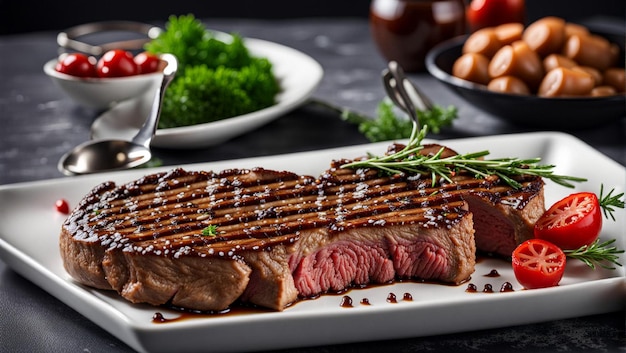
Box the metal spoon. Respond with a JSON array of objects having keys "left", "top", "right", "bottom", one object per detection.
[
  {"left": 58, "top": 53, "right": 177, "bottom": 175},
  {"left": 382, "top": 60, "right": 434, "bottom": 130}
]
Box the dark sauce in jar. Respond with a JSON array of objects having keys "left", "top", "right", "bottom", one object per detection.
[{"left": 370, "top": 0, "right": 466, "bottom": 72}]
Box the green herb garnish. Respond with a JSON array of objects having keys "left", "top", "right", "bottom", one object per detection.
[
  {"left": 599, "top": 184, "right": 625, "bottom": 221},
  {"left": 341, "top": 122, "right": 587, "bottom": 189},
  {"left": 564, "top": 239, "right": 624, "bottom": 270},
  {"left": 339, "top": 98, "right": 457, "bottom": 142},
  {"left": 145, "top": 14, "right": 280, "bottom": 129},
  {"left": 201, "top": 224, "right": 219, "bottom": 237}
]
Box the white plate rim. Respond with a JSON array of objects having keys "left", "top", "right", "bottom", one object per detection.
[
  {"left": 90, "top": 36, "right": 324, "bottom": 149},
  {"left": 0, "top": 131, "right": 624, "bottom": 352}
]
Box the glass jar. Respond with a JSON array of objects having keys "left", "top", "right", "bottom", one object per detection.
[{"left": 370, "top": 0, "right": 466, "bottom": 72}]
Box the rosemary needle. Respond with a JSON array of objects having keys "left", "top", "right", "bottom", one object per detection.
[
  {"left": 599, "top": 184, "right": 626, "bottom": 221},
  {"left": 564, "top": 239, "right": 624, "bottom": 270},
  {"left": 341, "top": 123, "right": 587, "bottom": 189}
]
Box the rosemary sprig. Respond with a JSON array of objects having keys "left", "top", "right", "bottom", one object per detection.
[
  {"left": 341, "top": 123, "right": 587, "bottom": 189},
  {"left": 564, "top": 239, "right": 624, "bottom": 270},
  {"left": 599, "top": 184, "right": 625, "bottom": 221}
]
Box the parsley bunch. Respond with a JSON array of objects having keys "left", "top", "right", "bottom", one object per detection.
[
  {"left": 340, "top": 98, "right": 457, "bottom": 142},
  {"left": 145, "top": 15, "right": 280, "bottom": 128}
]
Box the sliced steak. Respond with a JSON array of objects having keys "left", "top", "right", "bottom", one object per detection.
[
  {"left": 290, "top": 162, "right": 476, "bottom": 298},
  {"left": 463, "top": 179, "right": 545, "bottom": 256},
  {"left": 382, "top": 142, "right": 545, "bottom": 256},
  {"left": 60, "top": 147, "right": 544, "bottom": 312}
]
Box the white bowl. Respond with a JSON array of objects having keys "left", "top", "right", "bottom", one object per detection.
[{"left": 43, "top": 58, "right": 161, "bottom": 109}]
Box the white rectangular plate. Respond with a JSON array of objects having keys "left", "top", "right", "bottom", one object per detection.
[{"left": 0, "top": 132, "right": 624, "bottom": 353}]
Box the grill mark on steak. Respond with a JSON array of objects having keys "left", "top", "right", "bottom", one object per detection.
[
  {"left": 73, "top": 169, "right": 474, "bottom": 257},
  {"left": 60, "top": 148, "right": 544, "bottom": 312},
  {"left": 70, "top": 168, "right": 318, "bottom": 251}
]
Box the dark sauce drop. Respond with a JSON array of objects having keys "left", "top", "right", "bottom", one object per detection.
[
  {"left": 360, "top": 298, "right": 371, "bottom": 305},
  {"left": 340, "top": 295, "right": 353, "bottom": 308},
  {"left": 402, "top": 293, "right": 413, "bottom": 301},
  {"left": 387, "top": 293, "right": 398, "bottom": 303},
  {"left": 500, "top": 282, "right": 515, "bottom": 292},
  {"left": 466, "top": 282, "right": 514, "bottom": 295},
  {"left": 152, "top": 312, "right": 168, "bottom": 323},
  {"left": 151, "top": 301, "right": 276, "bottom": 324},
  {"left": 152, "top": 312, "right": 191, "bottom": 323},
  {"left": 485, "top": 269, "right": 500, "bottom": 277}
]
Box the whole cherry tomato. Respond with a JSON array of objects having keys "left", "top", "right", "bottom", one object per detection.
[
  {"left": 534, "top": 192, "right": 603, "bottom": 250},
  {"left": 466, "top": 0, "right": 526, "bottom": 32},
  {"left": 134, "top": 52, "right": 160, "bottom": 74},
  {"left": 55, "top": 53, "right": 96, "bottom": 78},
  {"left": 96, "top": 49, "right": 139, "bottom": 78},
  {"left": 55, "top": 198, "right": 70, "bottom": 214},
  {"left": 512, "top": 239, "right": 566, "bottom": 289}
]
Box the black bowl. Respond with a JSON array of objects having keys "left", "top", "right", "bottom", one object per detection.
[{"left": 425, "top": 34, "right": 625, "bottom": 130}]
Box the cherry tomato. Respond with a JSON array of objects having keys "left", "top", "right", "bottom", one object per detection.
[
  {"left": 512, "top": 239, "right": 566, "bottom": 289},
  {"left": 134, "top": 52, "right": 160, "bottom": 74},
  {"left": 55, "top": 199, "right": 70, "bottom": 214},
  {"left": 466, "top": 0, "right": 526, "bottom": 32},
  {"left": 55, "top": 53, "right": 96, "bottom": 78},
  {"left": 534, "top": 192, "right": 602, "bottom": 250},
  {"left": 96, "top": 49, "right": 139, "bottom": 78}
]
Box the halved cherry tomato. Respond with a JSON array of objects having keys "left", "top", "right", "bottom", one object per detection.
[
  {"left": 96, "top": 49, "right": 139, "bottom": 78},
  {"left": 466, "top": 0, "right": 526, "bottom": 32},
  {"left": 512, "top": 239, "right": 566, "bottom": 289},
  {"left": 55, "top": 198, "right": 70, "bottom": 214},
  {"left": 534, "top": 192, "right": 602, "bottom": 250},
  {"left": 55, "top": 53, "right": 97, "bottom": 78},
  {"left": 134, "top": 52, "right": 160, "bottom": 74}
]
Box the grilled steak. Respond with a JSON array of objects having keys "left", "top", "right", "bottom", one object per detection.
[{"left": 60, "top": 147, "right": 544, "bottom": 312}]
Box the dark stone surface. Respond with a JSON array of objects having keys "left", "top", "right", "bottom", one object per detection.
[{"left": 0, "top": 17, "right": 624, "bottom": 353}]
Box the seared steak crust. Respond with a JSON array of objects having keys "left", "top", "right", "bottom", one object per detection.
[{"left": 60, "top": 153, "right": 544, "bottom": 312}]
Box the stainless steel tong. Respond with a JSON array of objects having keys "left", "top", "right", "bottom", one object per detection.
[{"left": 382, "top": 61, "right": 434, "bottom": 131}]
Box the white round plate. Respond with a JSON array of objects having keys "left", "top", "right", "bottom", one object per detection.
[{"left": 91, "top": 37, "right": 324, "bottom": 149}]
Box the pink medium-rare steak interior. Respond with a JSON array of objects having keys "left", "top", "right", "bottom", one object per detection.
[
  {"left": 288, "top": 163, "right": 477, "bottom": 299},
  {"left": 291, "top": 220, "right": 475, "bottom": 298}
]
